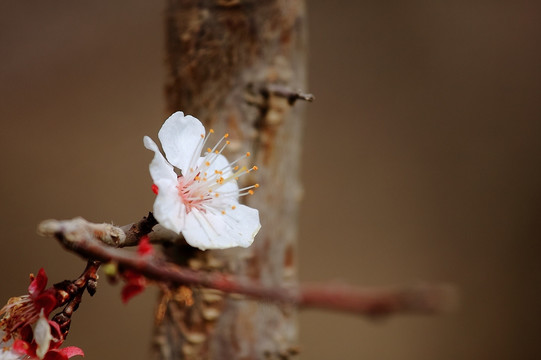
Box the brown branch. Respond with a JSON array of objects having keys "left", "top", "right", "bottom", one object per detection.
[
  {"left": 39, "top": 215, "right": 176, "bottom": 248},
  {"left": 51, "top": 260, "right": 101, "bottom": 339},
  {"left": 38, "top": 218, "right": 457, "bottom": 318},
  {"left": 119, "top": 212, "right": 159, "bottom": 247}
]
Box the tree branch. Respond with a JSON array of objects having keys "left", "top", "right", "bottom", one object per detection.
[
  {"left": 119, "top": 213, "right": 158, "bottom": 247},
  {"left": 52, "top": 260, "right": 100, "bottom": 339},
  {"left": 38, "top": 218, "right": 456, "bottom": 318}
]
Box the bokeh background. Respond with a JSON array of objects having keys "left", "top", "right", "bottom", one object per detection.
[{"left": 1, "top": 1, "right": 540, "bottom": 359}]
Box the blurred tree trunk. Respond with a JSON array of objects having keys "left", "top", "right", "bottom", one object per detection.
[{"left": 152, "top": 1, "right": 307, "bottom": 359}]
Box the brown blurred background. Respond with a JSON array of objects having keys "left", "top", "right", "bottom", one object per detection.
[{"left": 1, "top": 1, "right": 540, "bottom": 359}]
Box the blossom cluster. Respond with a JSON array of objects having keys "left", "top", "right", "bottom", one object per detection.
[{"left": 0, "top": 269, "right": 83, "bottom": 360}]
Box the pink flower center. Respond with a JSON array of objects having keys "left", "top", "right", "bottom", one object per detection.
[{"left": 177, "top": 174, "right": 209, "bottom": 214}]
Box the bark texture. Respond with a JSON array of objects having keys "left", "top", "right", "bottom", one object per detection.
[{"left": 152, "top": 1, "right": 307, "bottom": 359}]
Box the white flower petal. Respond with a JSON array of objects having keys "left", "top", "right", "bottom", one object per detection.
[
  {"left": 153, "top": 179, "right": 186, "bottom": 234},
  {"left": 144, "top": 135, "right": 177, "bottom": 184},
  {"left": 210, "top": 181, "right": 239, "bottom": 209},
  {"left": 34, "top": 310, "right": 52, "bottom": 359},
  {"left": 0, "top": 348, "right": 20, "bottom": 360},
  {"left": 159, "top": 112, "right": 205, "bottom": 173},
  {"left": 0, "top": 336, "right": 19, "bottom": 360},
  {"left": 182, "top": 205, "right": 260, "bottom": 250},
  {"left": 227, "top": 205, "right": 261, "bottom": 247}
]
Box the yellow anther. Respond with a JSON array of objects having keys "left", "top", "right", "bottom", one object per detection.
[
  {"left": 248, "top": 190, "right": 254, "bottom": 195},
  {"left": 215, "top": 193, "right": 220, "bottom": 197},
  {"left": 246, "top": 152, "right": 251, "bottom": 157},
  {"left": 233, "top": 166, "right": 239, "bottom": 171},
  {"left": 254, "top": 183, "right": 260, "bottom": 188},
  {"left": 253, "top": 166, "right": 259, "bottom": 171},
  {"left": 210, "top": 129, "right": 215, "bottom": 134},
  {"left": 231, "top": 205, "right": 236, "bottom": 210},
  {"left": 195, "top": 176, "right": 200, "bottom": 181},
  {"left": 221, "top": 210, "right": 226, "bottom": 215},
  {"left": 226, "top": 140, "right": 230, "bottom": 145},
  {"left": 224, "top": 133, "right": 229, "bottom": 138},
  {"left": 208, "top": 189, "right": 212, "bottom": 192},
  {"left": 215, "top": 150, "right": 219, "bottom": 154},
  {"left": 203, "top": 177, "right": 207, "bottom": 181},
  {"left": 235, "top": 177, "right": 239, "bottom": 180},
  {"left": 200, "top": 134, "right": 204, "bottom": 138},
  {"left": 205, "top": 161, "right": 210, "bottom": 166},
  {"left": 207, "top": 148, "right": 212, "bottom": 153},
  {"left": 215, "top": 170, "right": 219, "bottom": 174}
]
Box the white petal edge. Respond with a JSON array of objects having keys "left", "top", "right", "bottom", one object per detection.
[
  {"left": 143, "top": 136, "right": 177, "bottom": 183},
  {"left": 159, "top": 112, "right": 205, "bottom": 173},
  {"left": 34, "top": 310, "right": 52, "bottom": 359},
  {"left": 144, "top": 135, "right": 185, "bottom": 234},
  {"left": 153, "top": 179, "right": 186, "bottom": 234},
  {"left": 182, "top": 205, "right": 260, "bottom": 250}
]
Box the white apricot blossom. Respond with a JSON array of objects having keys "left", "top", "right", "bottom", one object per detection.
[{"left": 143, "top": 112, "right": 261, "bottom": 250}]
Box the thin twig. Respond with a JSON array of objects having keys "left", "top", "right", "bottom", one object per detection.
[
  {"left": 263, "top": 84, "right": 315, "bottom": 105},
  {"left": 119, "top": 213, "right": 158, "bottom": 247},
  {"left": 38, "top": 218, "right": 457, "bottom": 318},
  {"left": 52, "top": 260, "right": 101, "bottom": 339}
]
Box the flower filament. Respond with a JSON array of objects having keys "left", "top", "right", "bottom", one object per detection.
[{"left": 176, "top": 129, "right": 259, "bottom": 214}]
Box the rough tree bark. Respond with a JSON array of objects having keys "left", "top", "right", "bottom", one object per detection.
[{"left": 152, "top": 1, "right": 307, "bottom": 359}]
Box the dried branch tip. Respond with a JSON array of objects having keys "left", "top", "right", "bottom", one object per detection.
[{"left": 38, "top": 217, "right": 126, "bottom": 247}]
